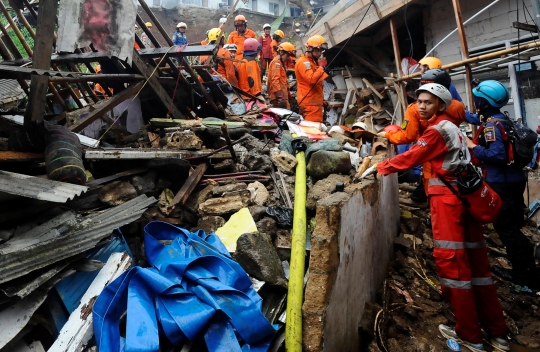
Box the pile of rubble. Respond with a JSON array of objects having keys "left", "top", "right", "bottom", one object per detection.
[{"left": 360, "top": 183, "right": 540, "bottom": 352}]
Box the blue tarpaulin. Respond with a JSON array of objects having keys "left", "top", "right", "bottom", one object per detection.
[{"left": 93, "top": 221, "right": 276, "bottom": 352}]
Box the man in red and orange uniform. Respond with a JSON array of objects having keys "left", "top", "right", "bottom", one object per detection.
[
  {"left": 208, "top": 28, "right": 238, "bottom": 87},
  {"left": 258, "top": 24, "right": 273, "bottom": 79},
  {"left": 268, "top": 42, "right": 295, "bottom": 109},
  {"left": 376, "top": 83, "right": 508, "bottom": 352},
  {"left": 227, "top": 15, "right": 256, "bottom": 60},
  {"left": 238, "top": 38, "right": 262, "bottom": 98},
  {"left": 295, "top": 35, "right": 328, "bottom": 122},
  {"left": 93, "top": 65, "right": 113, "bottom": 99},
  {"left": 379, "top": 69, "right": 465, "bottom": 199}
]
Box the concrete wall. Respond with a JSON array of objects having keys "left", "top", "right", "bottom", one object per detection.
[{"left": 302, "top": 161, "right": 399, "bottom": 351}]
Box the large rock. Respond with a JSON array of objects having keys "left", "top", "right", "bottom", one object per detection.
[
  {"left": 165, "top": 130, "right": 203, "bottom": 150},
  {"left": 98, "top": 181, "right": 138, "bottom": 206},
  {"left": 199, "top": 195, "right": 248, "bottom": 215},
  {"left": 233, "top": 231, "right": 288, "bottom": 288},
  {"left": 247, "top": 181, "right": 270, "bottom": 206},
  {"left": 306, "top": 151, "right": 352, "bottom": 180},
  {"left": 271, "top": 150, "right": 298, "bottom": 174},
  {"left": 256, "top": 217, "right": 278, "bottom": 239},
  {"left": 130, "top": 171, "right": 157, "bottom": 195},
  {"left": 242, "top": 133, "right": 270, "bottom": 154},
  {"left": 307, "top": 174, "right": 351, "bottom": 210},
  {"left": 197, "top": 216, "right": 226, "bottom": 234},
  {"left": 212, "top": 182, "right": 248, "bottom": 196},
  {"left": 243, "top": 149, "right": 273, "bottom": 172}
]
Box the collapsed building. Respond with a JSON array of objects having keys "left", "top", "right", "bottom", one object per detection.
[{"left": 0, "top": 0, "right": 538, "bottom": 351}]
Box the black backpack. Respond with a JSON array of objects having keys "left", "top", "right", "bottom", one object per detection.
[{"left": 491, "top": 116, "right": 538, "bottom": 168}]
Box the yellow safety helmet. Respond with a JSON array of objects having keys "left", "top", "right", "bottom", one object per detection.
[
  {"left": 418, "top": 56, "right": 442, "bottom": 69},
  {"left": 145, "top": 22, "right": 152, "bottom": 28},
  {"left": 207, "top": 28, "right": 222, "bottom": 42},
  {"left": 305, "top": 35, "right": 328, "bottom": 50},
  {"left": 278, "top": 42, "right": 296, "bottom": 53},
  {"left": 273, "top": 29, "right": 284, "bottom": 38}
]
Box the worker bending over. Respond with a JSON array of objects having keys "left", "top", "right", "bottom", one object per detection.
[
  {"left": 208, "top": 28, "right": 238, "bottom": 87},
  {"left": 377, "top": 83, "right": 509, "bottom": 352}
]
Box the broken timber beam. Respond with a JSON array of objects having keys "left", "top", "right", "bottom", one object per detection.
[
  {"left": 165, "top": 163, "right": 209, "bottom": 215},
  {"left": 362, "top": 78, "right": 385, "bottom": 100},
  {"left": 49, "top": 74, "right": 146, "bottom": 83},
  {"left": 24, "top": 0, "right": 58, "bottom": 126},
  {"left": 69, "top": 82, "right": 144, "bottom": 133},
  {"left": 345, "top": 49, "right": 387, "bottom": 78},
  {"left": 131, "top": 50, "right": 183, "bottom": 119}
]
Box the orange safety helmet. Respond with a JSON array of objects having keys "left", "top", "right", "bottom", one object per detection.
[
  {"left": 278, "top": 42, "right": 296, "bottom": 53},
  {"left": 234, "top": 14, "right": 247, "bottom": 26},
  {"left": 305, "top": 35, "right": 328, "bottom": 50},
  {"left": 418, "top": 56, "right": 442, "bottom": 69}
]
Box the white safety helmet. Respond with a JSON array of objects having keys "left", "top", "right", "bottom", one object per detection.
[
  {"left": 352, "top": 121, "right": 367, "bottom": 130},
  {"left": 219, "top": 17, "right": 227, "bottom": 25},
  {"left": 177, "top": 22, "right": 187, "bottom": 29},
  {"left": 415, "top": 83, "right": 452, "bottom": 109},
  {"left": 263, "top": 23, "right": 271, "bottom": 29}
]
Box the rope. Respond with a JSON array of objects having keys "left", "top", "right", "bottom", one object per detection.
[{"left": 97, "top": 47, "right": 175, "bottom": 142}]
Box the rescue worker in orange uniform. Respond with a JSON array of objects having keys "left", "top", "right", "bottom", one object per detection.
[
  {"left": 94, "top": 65, "right": 113, "bottom": 99},
  {"left": 258, "top": 24, "right": 273, "bottom": 79},
  {"left": 238, "top": 38, "right": 262, "bottom": 98},
  {"left": 208, "top": 28, "right": 238, "bottom": 87},
  {"left": 378, "top": 69, "right": 465, "bottom": 202},
  {"left": 376, "top": 83, "right": 509, "bottom": 352},
  {"left": 268, "top": 42, "right": 295, "bottom": 109},
  {"left": 295, "top": 35, "right": 328, "bottom": 122},
  {"left": 271, "top": 30, "right": 284, "bottom": 58},
  {"left": 227, "top": 15, "right": 256, "bottom": 60}
]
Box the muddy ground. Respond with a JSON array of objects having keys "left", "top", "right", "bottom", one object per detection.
[{"left": 363, "top": 181, "right": 540, "bottom": 352}]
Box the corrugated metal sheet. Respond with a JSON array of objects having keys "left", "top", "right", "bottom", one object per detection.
[
  {"left": 0, "top": 65, "right": 89, "bottom": 79},
  {"left": 0, "top": 79, "right": 24, "bottom": 102},
  {"left": 0, "top": 194, "right": 155, "bottom": 284},
  {"left": 0, "top": 171, "right": 88, "bottom": 203}
]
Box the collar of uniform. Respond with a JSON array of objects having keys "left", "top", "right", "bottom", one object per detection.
[{"left": 427, "top": 113, "right": 451, "bottom": 126}]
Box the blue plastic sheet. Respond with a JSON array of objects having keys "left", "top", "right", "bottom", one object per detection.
[{"left": 93, "top": 221, "right": 276, "bottom": 352}]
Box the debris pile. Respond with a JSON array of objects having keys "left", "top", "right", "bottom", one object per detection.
[{"left": 361, "top": 184, "right": 540, "bottom": 352}]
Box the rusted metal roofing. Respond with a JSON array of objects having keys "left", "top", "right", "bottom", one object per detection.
[
  {"left": 0, "top": 171, "right": 88, "bottom": 203},
  {"left": 0, "top": 194, "right": 155, "bottom": 284},
  {"left": 0, "top": 65, "right": 88, "bottom": 80}
]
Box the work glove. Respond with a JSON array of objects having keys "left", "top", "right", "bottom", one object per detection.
[
  {"left": 360, "top": 163, "right": 378, "bottom": 180},
  {"left": 377, "top": 131, "right": 387, "bottom": 138}
]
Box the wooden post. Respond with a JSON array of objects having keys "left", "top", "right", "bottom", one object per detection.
[
  {"left": 24, "top": 0, "right": 58, "bottom": 126},
  {"left": 452, "top": 0, "right": 476, "bottom": 133},
  {"left": 389, "top": 17, "right": 407, "bottom": 119}
]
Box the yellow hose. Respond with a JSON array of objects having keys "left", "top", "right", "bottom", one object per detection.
[{"left": 285, "top": 135, "right": 307, "bottom": 352}]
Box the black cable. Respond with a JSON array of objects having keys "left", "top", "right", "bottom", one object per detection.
[{"left": 404, "top": 2, "right": 413, "bottom": 58}]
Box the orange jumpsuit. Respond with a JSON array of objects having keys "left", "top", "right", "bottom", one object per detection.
[
  {"left": 238, "top": 56, "right": 262, "bottom": 98},
  {"left": 295, "top": 54, "right": 328, "bottom": 122},
  {"left": 227, "top": 29, "right": 257, "bottom": 60},
  {"left": 94, "top": 84, "right": 113, "bottom": 98},
  {"left": 386, "top": 99, "right": 466, "bottom": 190},
  {"left": 200, "top": 39, "right": 209, "bottom": 65},
  {"left": 271, "top": 39, "right": 279, "bottom": 58},
  {"left": 216, "top": 47, "right": 238, "bottom": 87},
  {"left": 268, "top": 56, "right": 289, "bottom": 109}
]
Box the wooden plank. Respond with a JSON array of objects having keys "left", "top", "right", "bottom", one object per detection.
[
  {"left": 24, "top": 0, "right": 58, "bottom": 127},
  {"left": 362, "top": 78, "right": 385, "bottom": 99},
  {"left": 84, "top": 149, "right": 231, "bottom": 160},
  {"left": 69, "top": 82, "right": 144, "bottom": 133},
  {"left": 339, "top": 89, "right": 353, "bottom": 125},
  {"left": 346, "top": 49, "right": 387, "bottom": 78},
  {"left": 344, "top": 66, "right": 363, "bottom": 101},
  {"left": 451, "top": 0, "right": 476, "bottom": 133},
  {"left": 0, "top": 151, "right": 44, "bottom": 162},
  {"left": 131, "top": 50, "right": 183, "bottom": 119},
  {"left": 323, "top": 22, "right": 336, "bottom": 46},
  {"left": 48, "top": 252, "right": 132, "bottom": 352},
  {"left": 389, "top": 17, "right": 402, "bottom": 77},
  {"left": 165, "top": 163, "right": 209, "bottom": 215}
]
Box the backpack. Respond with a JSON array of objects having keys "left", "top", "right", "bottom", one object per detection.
[{"left": 491, "top": 116, "right": 538, "bottom": 168}]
